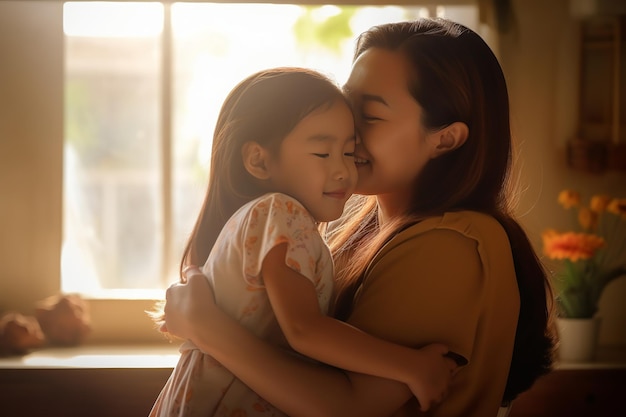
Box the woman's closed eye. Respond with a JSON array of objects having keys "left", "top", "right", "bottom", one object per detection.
[{"left": 360, "top": 112, "right": 382, "bottom": 122}]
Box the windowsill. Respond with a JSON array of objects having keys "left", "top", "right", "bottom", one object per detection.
[
  {"left": 0, "top": 344, "right": 180, "bottom": 369},
  {"left": 556, "top": 345, "right": 626, "bottom": 370},
  {"left": 1, "top": 344, "right": 625, "bottom": 370}
]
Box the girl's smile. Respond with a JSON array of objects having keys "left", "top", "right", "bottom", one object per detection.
[{"left": 324, "top": 189, "right": 350, "bottom": 200}]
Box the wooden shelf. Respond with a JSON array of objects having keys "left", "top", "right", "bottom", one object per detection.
[{"left": 509, "top": 346, "right": 626, "bottom": 417}]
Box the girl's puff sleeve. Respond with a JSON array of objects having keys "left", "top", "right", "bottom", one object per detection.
[{"left": 240, "top": 193, "right": 325, "bottom": 289}]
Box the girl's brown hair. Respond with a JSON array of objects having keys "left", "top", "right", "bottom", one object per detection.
[
  {"left": 182, "top": 67, "right": 348, "bottom": 272},
  {"left": 150, "top": 67, "right": 347, "bottom": 329},
  {"left": 329, "top": 18, "right": 556, "bottom": 403}
]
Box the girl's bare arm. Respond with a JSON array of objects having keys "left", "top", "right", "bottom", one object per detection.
[{"left": 262, "top": 243, "right": 455, "bottom": 411}]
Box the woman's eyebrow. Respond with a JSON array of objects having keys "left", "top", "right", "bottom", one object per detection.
[
  {"left": 362, "top": 93, "right": 389, "bottom": 106},
  {"left": 342, "top": 85, "right": 388, "bottom": 107}
]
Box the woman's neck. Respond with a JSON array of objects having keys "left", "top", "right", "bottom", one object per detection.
[{"left": 375, "top": 192, "right": 412, "bottom": 226}]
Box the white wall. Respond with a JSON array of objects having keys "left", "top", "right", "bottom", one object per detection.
[
  {"left": 0, "top": 1, "right": 63, "bottom": 309},
  {"left": 502, "top": 0, "right": 626, "bottom": 345}
]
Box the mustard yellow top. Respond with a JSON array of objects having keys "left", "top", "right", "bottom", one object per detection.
[{"left": 347, "top": 211, "right": 520, "bottom": 417}]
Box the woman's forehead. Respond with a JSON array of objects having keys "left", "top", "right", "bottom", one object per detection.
[
  {"left": 344, "top": 48, "right": 410, "bottom": 95},
  {"left": 344, "top": 49, "right": 414, "bottom": 110}
]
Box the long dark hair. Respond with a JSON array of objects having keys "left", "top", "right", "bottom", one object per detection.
[{"left": 329, "top": 18, "right": 556, "bottom": 403}]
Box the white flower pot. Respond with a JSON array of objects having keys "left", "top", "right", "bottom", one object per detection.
[{"left": 556, "top": 317, "right": 602, "bottom": 363}]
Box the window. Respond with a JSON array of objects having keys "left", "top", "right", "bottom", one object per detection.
[{"left": 62, "top": 2, "right": 480, "bottom": 298}]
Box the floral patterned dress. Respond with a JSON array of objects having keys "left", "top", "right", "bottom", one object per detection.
[{"left": 149, "top": 193, "right": 334, "bottom": 417}]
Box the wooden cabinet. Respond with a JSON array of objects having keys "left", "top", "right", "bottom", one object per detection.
[
  {"left": 0, "top": 345, "right": 175, "bottom": 417},
  {"left": 0, "top": 367, "right": 171, "bottom": 417},
  {"left": 568, "top": 15, "right": 626, "bottom": 173},
  {"left": 1, "top": 345, "right": 624, "bottom": 417},
  {"left": 510, "top": 346, "right": 626, "bottom": 417},
  {"left": 509, "top": 367, "right": 625, "bottom": 417}
]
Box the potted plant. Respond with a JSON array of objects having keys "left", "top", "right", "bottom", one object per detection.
[{"left": 542, "top": 190, "right": 626, "bottom": 361}]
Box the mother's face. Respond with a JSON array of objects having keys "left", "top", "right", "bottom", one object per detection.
[{"left": 344, "top": 48, "right": 433, "bottom": 199}]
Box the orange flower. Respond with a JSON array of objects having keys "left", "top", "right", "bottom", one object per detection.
[
  {"left": 577, "top": 207, "right": 597, "bottom": 231},
  {"left": 558, "top": 190, "right": 580, "bottom": 209},
  {"left": 547, "top": 190, "right": 626, "bottom": 318},
  {"left": 590, "top": 194, "right": 611, "bottom": 213},
  {"left": 607, "top": 198, "right": 626, "bottom": 218},
  {"left": 542, "top": 229, "right": 605, "bottom": 262}
]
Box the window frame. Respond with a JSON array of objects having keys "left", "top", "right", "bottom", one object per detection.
[{"left": 1, "top": 0, "right": 483, "bottom": 344}]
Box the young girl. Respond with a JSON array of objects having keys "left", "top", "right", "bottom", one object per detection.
[{"left": 149, "top": 67, "right": 458, "bottom": 417}]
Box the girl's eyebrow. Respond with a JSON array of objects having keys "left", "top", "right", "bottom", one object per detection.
[
  {"left": 307, "top": 133, "right": 356, "bottom": 144},
  {"left": 307, "top": 134, "right": 336, "bottom": 143}
]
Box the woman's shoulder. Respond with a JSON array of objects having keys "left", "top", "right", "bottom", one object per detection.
[
  {"left": 384, "top": 211, "right": 508, "bottom": 253},
  {"left": 364, "top": 211, "right": 514, "bottom": 285}
]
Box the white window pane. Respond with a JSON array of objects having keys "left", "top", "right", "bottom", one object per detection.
[
  {"left": 63, "top": 2, "right": 478, "bottom": 296},
  {"left": 169, "top": 3, "right": 428, "bottom": 284},
  {"left": 62, "top": 2, "right": 164, "bottom": 292}
]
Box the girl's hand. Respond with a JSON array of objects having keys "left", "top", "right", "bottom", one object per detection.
[
  {"left": 162, "top": 267, "right": 215, "bottom": 341},
  {"left": 407, "top": 343, "right": 461, "bottom": 411}
]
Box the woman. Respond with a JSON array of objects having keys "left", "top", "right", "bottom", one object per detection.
[{"left": 162, "top": 18, "right": 556, "bottom": 417}]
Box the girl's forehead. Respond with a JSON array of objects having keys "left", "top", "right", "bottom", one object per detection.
[{"left": 281, "top": 101, "right": 354, "bottom": 147}]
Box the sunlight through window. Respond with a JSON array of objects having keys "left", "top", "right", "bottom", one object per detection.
[{"left": 62, "top": 2, "right": 478, "bottom": 298}]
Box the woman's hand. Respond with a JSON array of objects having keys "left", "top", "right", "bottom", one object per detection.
[
  {"left": 405, "top": 343, "right": 461, "bottom": 411},
  {"left": 161, "top": 267, "right": 215, "bottom": 342}
]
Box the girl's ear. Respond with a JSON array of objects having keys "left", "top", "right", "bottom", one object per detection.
[
  {"left": 242, "top": 141, "right": 272, "bottom": 180},
  {"left": 429, "top": 122, "right": 469, "bottom": 159}
]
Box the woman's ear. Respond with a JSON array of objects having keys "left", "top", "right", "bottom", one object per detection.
[
  {"left": 242, "top": 141, "right": 271, "bottom": 180},
  {"left": 430, "top": 122, "right": 469, "bottom": 159}
]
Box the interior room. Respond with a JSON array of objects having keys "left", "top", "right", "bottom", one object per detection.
[{"left": 1, "top": 0, "right": 625, "bottom": 416}]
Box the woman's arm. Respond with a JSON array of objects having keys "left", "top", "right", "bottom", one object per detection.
[
  {"left": 262, "top": 243, "right": 455, "bottom": 411},
  {"left": 163, "top": 271, "right": 416, "bottom": 417}
]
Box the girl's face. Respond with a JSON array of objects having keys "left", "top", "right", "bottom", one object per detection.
[
  {"left": 344, "top": 48, "right": 435, "bottom": 211},
  {"left": 267, "top": 99, "right": 357, "bottom": 222}
]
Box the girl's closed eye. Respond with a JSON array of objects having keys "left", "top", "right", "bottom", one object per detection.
[{"left": 312, "top": 153, "right": 330, "bottom": 158}]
